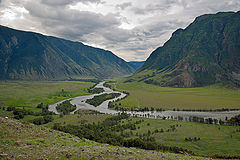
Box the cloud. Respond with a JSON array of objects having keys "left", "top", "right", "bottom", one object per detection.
[
  {"left": 116, "top": 2, "right": 132, "bottom": 10},
  {"left": 0, "top": 0, "right": 240, "bottom": 61},
  {"left": 24, "top": 0, "right": 120, "bottom": 40},
  {"left": 41, "top": 0, "right": 103, "bottom": 6}
]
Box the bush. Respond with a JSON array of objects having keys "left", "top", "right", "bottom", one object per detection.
[
  {"left": 32, "top": 115, "right": 53, "bottom": 125},
  {"left": 7, "top": 106, "right": 15, "bottom": 111}
]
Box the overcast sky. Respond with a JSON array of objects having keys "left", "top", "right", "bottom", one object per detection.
[{"left": 0, "top": 0, "right": 240, "bottom": 61}]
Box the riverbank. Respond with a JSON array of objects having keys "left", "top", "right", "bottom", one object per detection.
[{"left": 48, "top": 81, "right": 240, "bottom": 122}]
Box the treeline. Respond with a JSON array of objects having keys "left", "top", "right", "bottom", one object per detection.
[
  {"left": 172, "top": 108, "right": 240, "bottom": 112},
  {"left": 74, "top": 109, "right": 104, "bottom": 115},
  {"left": 31, "top": 115, "right": 53, "bottom": 125},
  {"left": 185, "top": 137, "right": 201, "bottom": 141},
  {"left": 53, "top": 113, "right": 191, "bottom": 154},
  {"left": 2, "top": 104, "right": 54, "bottom": 120},
  {"left": 109, "top": 102, "right": 165, "bottom": 112},
  {"left": 88, "top": 83, "right": 98, "bottom": 91},
  {"left": 88, "top": 87, "right": 104, "bottom": 94},
  {"left": 1, "top": 103, "right": 55, "bottom": 125},
  {"left": 227, "top": 114, "right": 240, "bottom": 126},
  {"left": 108, "top": 91, "right": 129, "bottom": 110},
  {"left": 67, "top": 78, "right": 101, "bottom": 83},
  {"left": 56, "top": 100, "right": 76, "bottom": 115},
  {"left": 86, "top": 93, "right": 120, "bottom": 107},
  {"left": 162, "top": 115, "right": 225, "bottom": 125},
  {"left": 103, "top": 82, "right": 112, "bottom": 89},
  {"left": 173, "top": 115, "right": 240, "bottom": 126}
]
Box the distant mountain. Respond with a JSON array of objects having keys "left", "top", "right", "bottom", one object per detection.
[
  {"left": 131, "top": 11, "right": 240, "bottom": 87},
  {"left": 127, "top": 61, "right": 145, "bottom": 70},
  {"left": 0, "top": 25, "right": 135, "bottom": 80}
]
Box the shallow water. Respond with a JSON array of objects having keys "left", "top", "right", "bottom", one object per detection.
[{"left": 49, "top": 81, "right": 240, "bottom": 121}]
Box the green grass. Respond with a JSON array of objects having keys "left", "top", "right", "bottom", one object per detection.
[
  {"left": 0, "top": 117, "right": 208, "bottom": 160},
  {"left": 0, "top": 109, "right": 14, "bottom": 118},
  {"left": 44, "top": 113, "right": 112, "bottom": 128},
  {"left": 112, "top": 81, "right": 240, "bottom": 110},
  {"left": 120, "top": 117, "right": 240, "bottom": 157},
  {"left": 0, "top": 81, "right": 93, "bottom": 111},
  {"left": 40, "top": 111, "right": 240, "bottom": 158},
  {"left": 44, "top": 113, "right": 240, "bottom": 157}
]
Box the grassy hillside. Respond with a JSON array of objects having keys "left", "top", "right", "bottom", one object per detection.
[
  {"left": 39, "top": 113, "right": 240, "bottom": 158},
  {"left": 110, "top": 81, "right": 240, "bottom": 110},
  {"left": 0, "top": 116, "right": 209, "bottom": 160},
  {"left": 0, "top": 81, "right": 93, "bottom": 112}
]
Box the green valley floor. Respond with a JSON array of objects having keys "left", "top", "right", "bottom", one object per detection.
[
  {"left": 110, "top": 81, "right": 240, "bottom": 110},
  {"left": 0, "top": 117, "right": 209, "bottom": 160}
]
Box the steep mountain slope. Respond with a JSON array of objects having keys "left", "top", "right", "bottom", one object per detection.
[
  {"left": 47, "top": 36, "right": 135, "bottom": 78},
  {"left": 132, "top": 11, "right": 240, "bottom": 87},
  {"left": 127, "top": 61, "right": 145, "bottom": 70},
  {"left": 0, "top": 25, "right": 135, "bottom": 80}
]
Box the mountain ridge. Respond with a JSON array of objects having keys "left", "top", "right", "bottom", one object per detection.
[
  {"left": 0, "top": 25, "right": 135, "bottom": 80},
  {"left": 131, "top": 11, "right": 240, "bottom": 87}
]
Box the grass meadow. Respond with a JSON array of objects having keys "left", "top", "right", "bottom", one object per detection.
[
  {"left": 121, "top": 117, "right": 240, "bottom": 157},
  {"left": 1, "top": 116, "right": 210, "bottom": 160},
  {"left": 0, "top": 81, "right": 93, "bottom": 111},
  {"left": 43, "top": 113, "right": 240, "bottom": 157},
  {"left": 43, "top": 114, "right": 112, "bottom": 128},
  {"left": 111, "top": 81, "right": 240, "bottom": 110}
]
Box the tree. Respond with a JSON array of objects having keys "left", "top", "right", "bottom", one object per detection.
[
  {"left": 37, "top": 103, "right": 44, "bottom": 108},
  {"left": 219, "top": 119, "right": 224, "bottom": 125}
]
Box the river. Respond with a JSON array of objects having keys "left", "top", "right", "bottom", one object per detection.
[{"left": 49, "top": 81, "right": 240, "bottom": 121}]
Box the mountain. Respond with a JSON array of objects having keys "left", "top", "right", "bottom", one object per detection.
[
  {"left": 127, "top": 61, "right": 145, "bottom": 70},
  {"left": 131, "top": 11, "right": 240, "bottom": 87},
  {"left": 0, "top": 25, "right": 135, "bottom": 80}
]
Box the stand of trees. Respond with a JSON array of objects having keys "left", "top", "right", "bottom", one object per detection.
[
  {"left": 56, "top": 100, "right": 77, "bottom": 115},
  {"left": 185, "top": 137, "right": 201, "bottom": 141},
  {"left": 88, "top": 87, "right": 104, "bottom": 94},
  {"left": 5, "top": 104, "right": 54, "bottom": 120},
  {"left": 32, "top": 115, "right": 53, "bottom": 125},
  {"left": 172, "top": 108, "right": 240, "bottom": 112},
  {"left": 53, "top": 113, "right": 191, "bottom": 154},
  {"left": 103, "top": 82, "right": 112, "bottom": 89},
  {"left": 227, "top": 114, "right": 240, "bottom": 126},
  {"left": 2, "top": 103, "right": 55, "bottom": 125},
  {"left": 86, "top": 93, "right": 120, "bottom": 107}
]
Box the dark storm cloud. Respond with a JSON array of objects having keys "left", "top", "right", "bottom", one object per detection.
[
  {"left": 24, "top": 1, "right": 120, "bottom": 40},
  {"left": 1, "top": 0, "right": 240, "bottom": 61}
]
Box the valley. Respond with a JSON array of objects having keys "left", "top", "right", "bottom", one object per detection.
[
  {"left": 0, "top": 9, "right": 240, "bottom": 160},
  {"left": 0, "top": 80, "right": 240, "bottom": 159},
  {"left": 110, "top": 80, "right": 240, "bottom": 110}
]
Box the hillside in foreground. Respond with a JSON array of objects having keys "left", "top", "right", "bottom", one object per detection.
[
  {"left": 0, "top": 117, "right": 210, "bottom": 160},
  {"left": 131, "top": 11, "right": 240, "bottom": 87}
]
